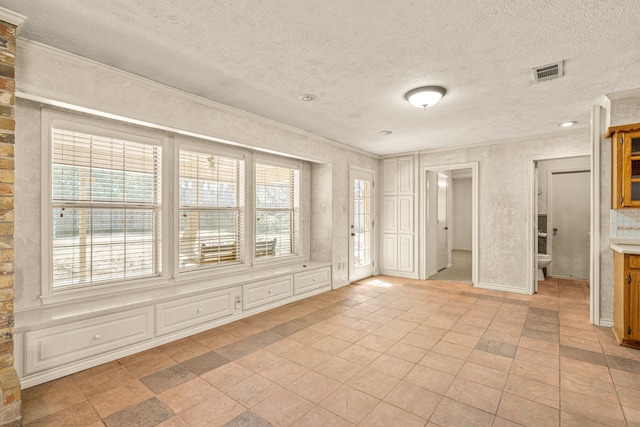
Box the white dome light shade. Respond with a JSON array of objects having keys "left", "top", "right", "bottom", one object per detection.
[{"left": 405, "top": 86, "right": 446, "bottom": 109}]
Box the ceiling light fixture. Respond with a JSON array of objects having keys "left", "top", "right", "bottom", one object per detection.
[
  {"left": 298, "top": 94, "right": 316, "bottom": 102},
  {"left": 559, "top": 121, "right": 577, "bottom": 127},
  {"left": 378, "top": 130, "right": 392, "bottom": 136},
  {"left": 405, "top": 86, "right": 446, "bottom": 109}
]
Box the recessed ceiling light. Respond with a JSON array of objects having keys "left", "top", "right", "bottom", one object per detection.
[
  {"left": 378, "top": 130, "right": 392, "bottom": 136},
  {"left": 559, "top": 121, "right": 577, "bottom": 127},
  {"left": 297, "top": 94, "right": 316, "bottom": 102}
]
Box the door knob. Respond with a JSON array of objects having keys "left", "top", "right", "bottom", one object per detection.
[
  {"left": 553, "top": 228, "right": 558, "bottom": 236},
  {"left": 351, "top": 233, "right": 356, "bottom": 236}
]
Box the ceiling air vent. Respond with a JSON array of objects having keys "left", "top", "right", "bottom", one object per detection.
[{"left": 532, "top": 61, "right": 563, "bottom": 83}]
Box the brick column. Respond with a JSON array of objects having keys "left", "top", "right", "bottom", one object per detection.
[{"left": 0, "top": 8, "right": 24, "bottom": 427}]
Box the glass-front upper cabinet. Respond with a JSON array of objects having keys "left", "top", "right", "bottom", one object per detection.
[{"left": 609, "top": 123, "right": 640, "bottom": 208}]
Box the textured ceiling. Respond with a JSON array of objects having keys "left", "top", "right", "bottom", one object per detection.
[{"left": 3, "top": 0, "right": 640, "bottom": 155}]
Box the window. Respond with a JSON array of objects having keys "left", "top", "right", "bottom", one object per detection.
[
  {"left": 50, "top": 123, "right": 162, "bottom": 288},
  {"left": 255, "top": 162, "right": 299, "bottom": 259},
  {"left": 179, "top": 149, "right": 244, "bottom": 270}
]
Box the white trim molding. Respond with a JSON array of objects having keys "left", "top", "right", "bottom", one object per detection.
[
  {"left": 478, "top": 282, "right": 531, "bottom": 295},
  {"left": 0, "top": 7, "right": 27, "bottom": 33},
  {"left": 590, "top": 105, "right": 602, "bottom": 325}
]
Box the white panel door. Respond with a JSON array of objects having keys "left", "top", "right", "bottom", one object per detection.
[
  {"left": 398, "top": 156, "right": 414, "bottom": 194},
  {"left": 550, "top": 170, "right": 590, "bottom": 279},
  {"left": 437, "top": 173, "right": 449, "bottom": 271},
  {"left": 383, "top": 197, "right": 397, "bottom": 233},
  {"left": 383, "top": 158, "right": 398, "bottom": 195},
  {"left": 383, "top": 234, "right": 398, "bottom": 271},
  {"left": 350, "top": 169, "right": 374, "bottom": 281},
  {"left": 398, "top": 195, "right": 413, "bottom": 233},
  {"left": 398, "top": 234, "right": 414, "bottom": 272}
]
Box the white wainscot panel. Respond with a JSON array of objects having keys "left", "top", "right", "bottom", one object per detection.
[
  {"left": 398, "top": 195, "right": 413, "bottom": 233},
  {"left": 383, "top": 197, "right": 397, "bottom": 233},
  {"left": 383, "top": 234, "right": 398, "bottom": 271},
  {"left": 294, "top": 267, "right": 331, "bottom": 295},
  {"left": 398, "top": 234, "right": 414, "bottom": 272},
  {"left": 398, "top": 156, "right": 414, "bottom": 194},
  {"left": 156, "top": 287, "right": 239, "bottom": 336},
  {"left": 383, "top": 158, "right": 398, "bottom": 195},
  {"left": 243, "top": 276, "right": 293, "bottom": 310},
  {"left": 24, "top": 307, "right": 153, "bottom": 375}
]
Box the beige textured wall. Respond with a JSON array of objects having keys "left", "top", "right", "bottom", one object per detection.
[{"left": 421, "top": 130, "right": 590, "bottom": 293}]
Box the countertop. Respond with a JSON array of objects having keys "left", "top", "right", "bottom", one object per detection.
[{"left": 611, "top": 243, "right": 640, "bottom": 254}]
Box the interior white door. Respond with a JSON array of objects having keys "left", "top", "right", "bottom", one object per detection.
[
  {"left": 437, "top": 173, "right": 448, "bottom": 271},
  {"left": 550, "top": 170, "right": 590, "bottom": 279},
  {"left": 349, "top": 169, "right": 374, "bottom": 281}
]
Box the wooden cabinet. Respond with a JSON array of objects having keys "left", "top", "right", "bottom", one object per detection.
[
  {"left": 608, "top": 123, "right": 640, "bottom": 208},
  {"left": 613, "top": 251, "right": 640, "bottom": 348}
]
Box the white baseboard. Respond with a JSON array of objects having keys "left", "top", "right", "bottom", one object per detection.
[
  {"left": 378, "top": 270, "right": 419, "bottom": 279},
  {"left": 478, "top": 282, "right": 532, "bottom": 295},
  {"left": 332, "top": 280, "right": 351, "bottom": 289},
  {"left": 598, "top": 319, "right": 614, "bottom": 327}
]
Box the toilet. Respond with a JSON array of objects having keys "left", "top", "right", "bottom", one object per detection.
[{"left": 537, "top": 253, "right": 552, "bottom": 281}]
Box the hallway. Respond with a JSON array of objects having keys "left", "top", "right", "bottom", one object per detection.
[{"left": 21, "top": 276, "right": 640, "bottom": 426}]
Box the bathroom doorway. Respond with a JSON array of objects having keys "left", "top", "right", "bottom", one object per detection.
[
  {"left": 421, "top": 163, "right": 478, "bottom": 285},
  {"left": 533, "top": 156, "right": 591, "bottom": 289}
]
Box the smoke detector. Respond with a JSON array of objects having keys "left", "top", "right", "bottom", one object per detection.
[{"left": 532, "top": 61, "right": 563, "bottom": 83}]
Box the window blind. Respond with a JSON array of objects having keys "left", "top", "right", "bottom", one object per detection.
[
  {"left": 255, "top": 163, "right": 299, "bottom": 259},
  {"left": 179, "top": 150, "right": 244, "bottom": 270},
  {"left": 51, "top": 128, "right": 162, "bottom": 287}
]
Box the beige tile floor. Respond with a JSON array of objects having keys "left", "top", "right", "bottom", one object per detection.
[
  {"left": 428, "top": 250, "right": 472, "bottom": 283},
  {"left": 20, "top": 276, "right": 640, "bottom": 426}
]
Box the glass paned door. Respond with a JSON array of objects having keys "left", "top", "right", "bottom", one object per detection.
[{"left": 349, "top": 169, "right": 374, "bottom": 281}]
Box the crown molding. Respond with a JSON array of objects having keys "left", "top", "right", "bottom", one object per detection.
[
  {"left": 0, "top": 7, "right": 26, "bottom": 34},
  {"left": 606, "top": 86, "right": 640, "bottom": 101},
  {"left": 415, "top": 127, "right": 589, "bottom": 156}
]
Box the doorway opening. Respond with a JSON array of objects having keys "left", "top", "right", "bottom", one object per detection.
[
  {"left": 533, "top": 156, "right": 591, "bottom": 292},
  {"left": 421, "top": 163, "right": 478, "bottom": 285}
]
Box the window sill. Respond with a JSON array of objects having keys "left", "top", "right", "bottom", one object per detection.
[
  {"left": 40, "top": 275, "right": 172, "bottom": 307},
  {"left": 253, "top": 254, "right": 305, "bottom": 268},
  {"left": 173, "top": 263, "right": 252, "bottom": 284},
  {"left": 38, "top": 257, "right": 313, "bottom": 309}
]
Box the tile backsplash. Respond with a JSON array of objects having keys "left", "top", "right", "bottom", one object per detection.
[{"left": 611, "top": 209, "right": 640, "bottom": 239}]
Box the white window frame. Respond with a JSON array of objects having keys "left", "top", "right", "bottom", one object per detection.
[
  {"left": 254, "top": 158, "right": 301, "bottom": 264},
  {"left": 41, "top": 110, "right": 170, "bottom": 303},
  {"left": 174, "top": 139, "right": 248, "bottom": 276}
]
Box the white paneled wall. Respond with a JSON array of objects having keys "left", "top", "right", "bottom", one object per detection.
[{"left": 380, "top": 156, "right": 418, "bottom": 278}]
